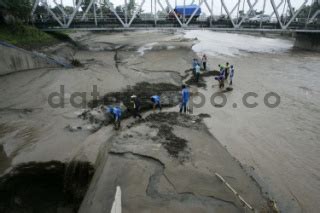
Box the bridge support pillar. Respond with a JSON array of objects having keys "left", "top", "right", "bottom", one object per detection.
[{"left": 294, "top": 32, "right": 320, "bottom": 52}]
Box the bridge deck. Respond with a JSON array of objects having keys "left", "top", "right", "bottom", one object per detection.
[{"left": 40, "top": 27, "right": 320, "bottom": 33}]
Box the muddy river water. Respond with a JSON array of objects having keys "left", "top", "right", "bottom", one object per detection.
[{"left": 185, "top": 30, "right": 320, "bottom": 213}]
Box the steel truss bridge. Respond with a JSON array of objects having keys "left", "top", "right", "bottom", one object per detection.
[{"left": 31, "top": 0, "right": 320, "bottom": 33}]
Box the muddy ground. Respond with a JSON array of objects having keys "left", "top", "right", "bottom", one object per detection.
[
  {"left": 80, "top": 112, "right": 272, "bottom": 213},
  {"left": 0, "top": 31, "right": 274, "bottom": 212},
  {"left": 0, "top": 160, "right": 94, "bottom": 213}
]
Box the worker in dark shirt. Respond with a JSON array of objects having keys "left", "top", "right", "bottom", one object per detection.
[{"left": 130, "top": 95, "right": 142, "bottom": 119}]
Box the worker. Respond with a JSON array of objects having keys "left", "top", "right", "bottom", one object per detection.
[
  {"left": 225, "top": 62, "right": 230, "bottom": 80},
  {"left": 229, "top": 65, "right": 235, "bottom": 85},
  {"left": 216, "top": 64, "right": 225, "bottom": 89},
  {"left": 130, "top": 95, "right": 142, "bottom": 119},
  {"left": 180, "top": 84, "right": 190, "bottom": 114},
  {"left": 106, "top": 106, "right": 122, "bottom": 130},
  {"left": 218, "top": 64, "right": 225, "bottom": 73},
  {"left": 195, "top": 63, "right": 201, "bottom": 82},
  {"left": 151, "top": 95, "right": 161, "bottom": 112},
  {"left": 192, "top": 58, "right": 198, "bottom": 76},
  {"left": 202, "top": 54, "right": 207, "bottom": 71}
]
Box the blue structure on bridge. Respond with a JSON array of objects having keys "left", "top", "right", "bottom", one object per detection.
[{"left": 173, "top": 5, "right": 202, "bottom": 18}]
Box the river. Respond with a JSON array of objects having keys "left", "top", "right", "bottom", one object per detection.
[{"left": 185, "top": 30, "right": 320, "bottom": 213}]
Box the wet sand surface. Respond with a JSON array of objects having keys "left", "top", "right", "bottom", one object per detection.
[
  {"left": 0, "top": 29, "right": 317, "bottom": 212},
  {"left": 186, "top": 30, "right": 320, "bottom": 213}
]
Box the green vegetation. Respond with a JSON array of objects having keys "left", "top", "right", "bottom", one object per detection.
[
  {"left": 0, "top": 0, "right": 32, "bottom": 22},
  {"left": 0, "top": 0, "right": 76, "bottom": 49},
  {"left": 0, "top": 23, "right": 57, "bottom": 49}
]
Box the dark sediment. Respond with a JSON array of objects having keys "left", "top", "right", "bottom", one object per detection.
[
  {"left": 79, "top": 71, "right": 220, "bottom": 130},
  {"left": 77, "top": 82, "right": 181, "bottom": 130},
  {"left": 127, "top": 112, "right": 204, "bottom": 132},
  {"left": 0, "top": 161, "right": 94, "bottom": 213},
  {"left": 157, "top": 124, "right": 188, "bottom": 159},
  {"left": 198, "top": 113, "right": 211, "bottom": 118},
  {"left": 126, "top": 112, "right": 207, "bottom": 162},
  {"left": 185, "top": 69, "right": 220, "bottom": 88},
  {"left": 88, "top": 81, "right": 181, "bottom": 109}
]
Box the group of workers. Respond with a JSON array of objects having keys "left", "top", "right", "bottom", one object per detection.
[
  {"left": 192, "top": 54, "right": 207, "bottom": 82},
  {"left": 101, "top": 84, "right": 190, "bottom": 130},
  {"left": 101, "top": 94, "right": 163, "bottom": 130},
  {"left": 102, "top": 54, "right": 235, "bottom": 130},
  {"left": 216, "top": 62, "right": 235, "bottom": 89},
  {"left": 193, "top": 55, "right": 235, "bottom": 89}
]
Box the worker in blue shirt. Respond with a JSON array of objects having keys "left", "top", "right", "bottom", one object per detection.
[
  {"left": 215, "top": 64, "right": 225, "bottom": 89},
  {"left": 180, "top": 85, "right": 190, "bottom": 113},
  {"left": 192, "top": 58, "right": 198, "bottom": 76},
  {"left": 151, "top": 95, "right": 161, "bottom": 112},
  {"left": 106, "top": 106, "right": 122, "bottom": 130}
]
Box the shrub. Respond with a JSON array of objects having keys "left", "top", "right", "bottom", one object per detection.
[{"left": 71, "top": 59, "right": 83, "bottom": 67}]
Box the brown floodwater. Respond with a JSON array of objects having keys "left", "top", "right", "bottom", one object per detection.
[{"left": 186, "top": 30, "right": 320, "bottom": 213}]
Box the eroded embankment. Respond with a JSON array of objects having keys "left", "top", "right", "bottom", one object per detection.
[
  {"left": 0, "top": 161, "right": 94, "bottom": 213},
  {"left": 0, "top": 41, "right": 73, "bottom": 76}
]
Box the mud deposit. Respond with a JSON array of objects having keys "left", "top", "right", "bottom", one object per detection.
[
  {"left": 88, "top": 82, "right": 180, "bottom": 109},
  {"left": 184, "top": 69, "right": 220, "bottom": 88},
  {"left": 76, "top": 82, "right": 181, "bottom": 131},
  {"left": 157, "top": 124, "right": 188, "bottom": 159},
  {"left": 80, "top": 112, "right": 272, "bottom": 213},
  {"left": 0, "top": 161, "right": 94, "bottom": 213},
  {"left": 129, "top": 112, "right": 205, "bottom": 162}
]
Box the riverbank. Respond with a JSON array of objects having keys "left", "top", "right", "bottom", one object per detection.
[
  {"left": 0, "top": 23, "right": 77, "bottom": 75},
  {"left": 0, "top": 30, "right": 276, "bottom": 212}
]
